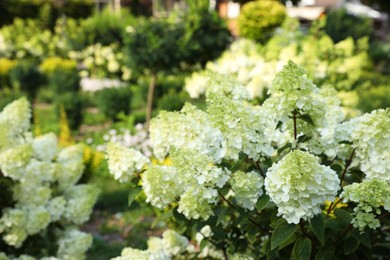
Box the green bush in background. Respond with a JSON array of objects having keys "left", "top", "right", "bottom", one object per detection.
[
  {"left": 55, "top": 92, "right": 85, "bottom": 130},
  {"left": 325, "top": 7, "right": 374, "bottom": 43},
  {"left": 181, "top": 6, "right": 232, "bottom": 67},
  {"left": 238, "top": 0, "right": 286, "bottom": 43},
  {"left": 9, "top": 61, "right": 45, "bottom": 100},
  {"left": 96, "top": 86, "right": 132, "bottom": 120},
  {"left": 40, "top": 57, "right": 80, "bottom": 93}
]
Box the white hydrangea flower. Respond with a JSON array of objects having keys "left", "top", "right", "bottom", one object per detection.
[
  {"left": 184, "top": 71, "right": 210, "bottom": 98},
  {"left": 111, "top": 248, "right": 152, "bottom": 260},
  {"left": 148, "top": 230, "right": 189, "bottom": 256},
  {"left": 32, "top": 132, "right": 58, "bottom": 162},
  {"left": 230, "top": 171, "right": 264, "bottom": 210},
  {"left": 341, "top": 179, "right": 390, "bottom": 231},
  {"left": 207, "top": 93, "right": 274, "bottom": 161},
  {"left": 13, "top": 183, "right": 51, "bottom": 207},
  {"left": 171, "top": 148, "right": 230, "bottom": 190},
  {"left": 25, "top": 206, "right": 51, "bottom": 235},
  {"left": 106, "top": 142, "right": 149, "bottom": 182},
  {"left": 63, "top": 184, "right": 100, "bottom": 225},
  {"left": 0, "top": 144, "right": 33, "bottom": 180},
  {"left": 347, "top": 109, "right": 389, "bottom": 180},
  {"left": 56, "top": 144, "right": 85, "bottom": 190},
  {"left": 0, "top": 208, "right": 27, "bottom": 248},
  {"left": 57, "top": 229, "right": 92, "bottom": 260},
  {"left": 178, "top": 187, "right": 214, "bottom": 220},
  {"left": 142, "top": 165, "right": 182, "bottom": 209},
  {"left": 150, "top": 103, "right": 226, "bottom": 162},
  {"left": 0, "top": 97, "right": 31, "bottom": 136},
  {"left": 264, "top": 150, "right": 340, "bottom": 224},
  {"left": 46, "top": 196, "right": 67, "bottom": 221}
]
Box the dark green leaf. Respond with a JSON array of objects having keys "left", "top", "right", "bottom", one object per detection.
[
  {"left": 278, "top": 233, "right": 299, "bottom": 250},
  {"left": 353, "top": 230, "right": 371, "bottom": 248},
  {"left": 247, "top": 227, "right": 258, "bottom": 244},
  {"left": 334, "top": 209, "right": 353, "bottom": 226},
  {"left": 127, "top": 187, "right": 142, "bottom": 207},
  {"left": 276, "top": 120, "right": 283, "bottom": 129},
  {"left": 256, "top": 194, "right": 270, "bottom": 211},
  {"left": 299, "top": 114, "right": 315, "bottom": 126},
  {"left": 297, "top": 134, "right": 310, "bottom": 143},
  {"left": 338, "top": 140, "right": 353, "bottom": 145},
  {"left": 315, "top": 246, "right": 334, "bottom": 260},
  {"left": 330, "top": 164, "right": 343, "bottom": 174},
  {"left": 271, "top": 221, "right": 298, "bottom": 250},
  {"left": 291, "top": 238, "right": 312, "bottom": 260},
  {"left": 310, "top": 214, "right": 325, "bottom": 245},
  {"left": 344, "top": 236, "right": 360, "bottom": 255}
]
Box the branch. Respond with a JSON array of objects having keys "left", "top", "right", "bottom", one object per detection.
[
  {"left": 293, "top": 110, "right": 297, "bottom": 141},
  {"left": 218, "top": 190, "right": 269, "bottom": 233}
]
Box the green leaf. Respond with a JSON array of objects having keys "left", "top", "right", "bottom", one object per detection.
[
  {"left": 309, "top": 214, "right": 325, "bottom": 245},
  {"left": 334, "top": 208, "right": 353, "bottom": 226},
  {"left": 199, "top": 239, "right": 209, "bottom": 251},
  {"left": 256, "top": 194, "right": 270, "bottom": 211},
  {"left": 297, "top": 134, "right": 310, "bottom": 143},
  {"left": 247, "top": 227, "right": 258, "bottom": 244},
  {"left": 315, "top": 246, "right": 334, "bottom": 260},
  {"left": 353, "top": 230, "right": 371, "bottom": 248},
  {"left": 299, "top": 114, "right": 315, "bottom": 126},
  {"left": 271, "top": 221, "right": 298, "bottom": 250},
  {"left": 344, "top": 236, "right": 360, "bottom": 255},
  {"left": 127, "top": 187, "right": 142, "bottom": 207},
  {"left": 291, "top": 238, "right": 312, "bottom": 260}
]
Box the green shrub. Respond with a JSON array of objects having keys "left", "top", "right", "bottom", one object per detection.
[
  {"left": 63, "top": 0, "right": 94, "bottom": 19},
  {"left": 96, "top": 87, "right": 132, "bottom": 120},
  {"left": 238, "top": 0, "right": 286, "bottom": 43},
  {"left": 55, "top": 92, "right": 85, "bottom": 130},
  {"left": 325, "top": 8, "right": 374, "bottom": 43},
  {"left": 368, "top": 40, "right": 390, "bottom": 75},
  {"left": 40, "top": 57, "right": 80, "bottom": 93},
  {"left": 80, "top": 8, "right": 134, "bottom": 46},
  {"left": 181, "top": 7, "right": 232, "bottom": 67},
  {"left": 49, "top": 69, "right": 80, "bottom": 94},
  {"left": 157, "top": 90, "right": 190, "bottom": 112},
  {"left": 357, "top": 84, "right": 390, "bottom": 112},
  {"left": 9, "top": 61, "right": 45, "bottom": 100}
]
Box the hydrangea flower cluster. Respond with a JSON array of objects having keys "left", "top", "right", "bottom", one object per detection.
[
  {"left": 343, "top": 109, "right": 390, "bottom": 180},
  {"left": 0, "top": 98, "right": 99, "bottom": 259},
  {"left": 106, "top": 142, "right": 150, "bottom": 182},
  {"left": 230, "top": 171, "right": 264, "bottom": 210},
  {"left": 142, "top": 148, "right": 230, "bottom": 220},
  {"left": 341, "top": 179, "right": 390, "bottom": 231},
  {"left": 112, "top": 229, "right": 189, "bottom": 260},
  {"left": 150, "top": 103, "right": 226, "bottom": 162},
  {"left": 207, "top": 92, "right": 274, "bottom": 161},
  {"left": 264, "top": 150, "right": 340, "bottom": 224}
]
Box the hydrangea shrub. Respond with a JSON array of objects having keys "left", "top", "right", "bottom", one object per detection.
[
  {"left": 0, "top": 98, "right": 99, "bottom": 259},
  {"left": 107, "top": 61, "right": 390, "bottom": 259}
]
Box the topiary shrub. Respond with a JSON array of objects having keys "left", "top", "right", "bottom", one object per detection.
[
  {"left": 325, "top": 7, "right": 374, "bottom": 43},
  {"left": 96, "top": 86, "right": 132, "bottom": 120},
  {"left": 181, "top": 6, "right": 232, "bottom": 67},
  {"left": 238, "top": 0, "right": 286, "bottom": 43},
  {"left": 40, "top": 57, "right": 80, "bottom": 94},
  {"left": 9, "top": 61, "right": 45, "bottom": 101}
]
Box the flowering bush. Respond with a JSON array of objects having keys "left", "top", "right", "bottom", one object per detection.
[
  {"left": 185, "top": 19, "right": 373, "bottom": 117},
  {"left": 107, "top": 61, "right": 390, "bottom": 259},
  {"left": 0, "top": 98, "right": 99, "bottom": 259}
]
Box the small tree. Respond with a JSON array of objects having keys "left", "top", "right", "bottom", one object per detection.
[{"left": 123, "top": 17, "right": 184, "bottom": 127}]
